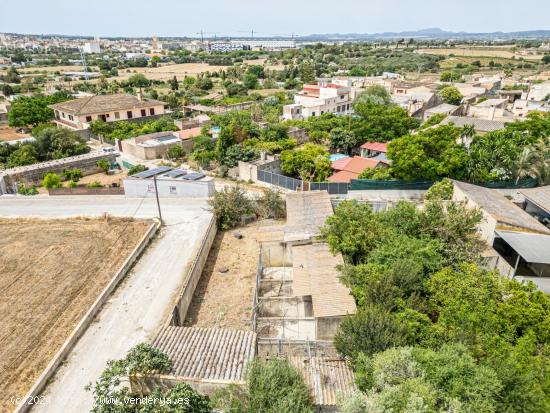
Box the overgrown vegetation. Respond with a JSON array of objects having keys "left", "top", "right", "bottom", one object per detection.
[{"left": 89, "top": 117, "right": 178, "bottom": 142}]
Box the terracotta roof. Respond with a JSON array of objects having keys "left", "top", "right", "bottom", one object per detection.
[
  {"left": 327, "top": 170, "right": 358, "bottom": 183},
  {"left": 330, "top": 156, "right": 351, "bottom": 170},
  {"left": 288, "top": 356, "right": 356, "bottom": 407},
  {"left": 360, "top": 142, "right": 388, "bottom": 152},
  {"left": 151, "top": 326, "right": 256, "bottom": 382},
  {"left": 332, "top": 156, "right": 381, "bottom": 173},
  {"left": 49, "top": 93, "right": 165, "bottom": 116}
]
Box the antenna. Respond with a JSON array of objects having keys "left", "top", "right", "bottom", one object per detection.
[{"left": 79, "top": 47, "right": 89, "bottom": 81}]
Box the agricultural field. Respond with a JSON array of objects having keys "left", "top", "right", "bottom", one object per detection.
[
  {"left": 0, "top": 217, "right": 152, "bottom": 412},
  {"left": 418, "top": 47, "right": 544, "bottom": 60}
]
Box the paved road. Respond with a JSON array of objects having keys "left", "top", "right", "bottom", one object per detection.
[{"left": 0, "top": 196, "right": 213, "bottom": 413}]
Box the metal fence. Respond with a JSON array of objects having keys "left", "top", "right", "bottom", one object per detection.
[
  {"left": 309, "top": 181, "right": 349, "bottom": 195},
  {"left": 257, "top": 170, "right": 303, "bottom": 191}
]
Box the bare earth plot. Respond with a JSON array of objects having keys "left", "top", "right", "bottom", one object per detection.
[
  {"left": 185, "top": 220, "right": 284, "bottom": 330},
  {"left": 0, "top": 217, "right": 151, "bottom": 413}
]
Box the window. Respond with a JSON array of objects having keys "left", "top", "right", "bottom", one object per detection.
[
  {"left": 340, "top": 95, "right": 344, "bottom": 100},
  {"left": 105, "top": 113, "right": 110, "bottom": 118},
  {"left": 147, "top": 184, "right": 155, "bottom": 193},
  {"left": 127, "top": 111, "right": 133, "bottom": 119},
  {"left": 86, "top": 116, "right": 92, "bottom": 122},
  {"left": 169, "top": 186, "right": 177, "bottom": 194},
  {"left": 68, "top": 115, "right": 74, "bottom": 121},
  {"left": 115, "top": 112, "right": 120, "bottom": 119},
  {"left": 347, "top": 104, "right": 350, "bottom": 110},
  {"left": 311, "top": 111, "right": 316, "bottom": 117},
  {"left": 321, "top": 111, "right": 324, "bottom": 115},
  {"left": 150, "top": 108, "right": 155, "bottom": 116},
  {"left": 61, "top": 112, "right": 65, "bottom": 118},
  {"left": 141, "top": 109, "right": 146, "bottom": 117}
]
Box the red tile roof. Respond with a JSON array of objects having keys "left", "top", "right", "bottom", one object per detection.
[
  {"left": 328, "top": 170, "right": 358, "bottom": 183},
  {"left": 360, "top": 142, "right": 388, "bottom": 152},
  {"left": 332, "top": 156, "right": 381, "bottom": 173},
  {"left": 178, "top": 127, "right": 202, "bottom": 140},
  {"left": 331, "top": 156, "right": 351, "bottom": 170}
]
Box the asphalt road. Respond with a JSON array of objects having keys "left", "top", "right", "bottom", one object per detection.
[{"left": 0, "top": 196, "right": 213, "bottom": 413}]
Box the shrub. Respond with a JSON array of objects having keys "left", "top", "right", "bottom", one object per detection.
[
  {"left": 127, "top": 164, "right": 148, "bottom": 176},
  {"left": 87, "top": 181, "right": 103, "bottom": 188},
  {"left": 96, "top": 159, "right": 111, "bottom": 174},
  {"left": 42, "top": 172, "right": 62, "bottom": 189},
  {"left": 166, "top": 144, "right": 185, "bottom": 160},
  {"left": 256, "top": 189, "right": 286, "bottom": 220},
  {"left": 208, "top": 186, "right": 256, "bottom": 230},
  {"left": 17, "top": 184, "right": 39, "bottom": 195},
  {"left": 63, "top": 168, "right": 82, "bottom": 182},
  {"left": 425, "top": 178, "right": 454, "bottom": 201}
]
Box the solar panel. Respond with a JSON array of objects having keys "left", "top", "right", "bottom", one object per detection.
[
  {"left": 132, "top": 166, "right": 172, "bottom": 179},
  {"left": 163, "top": 169, "right": 187, "bottom": 178},
  {"left": 183, "top": 172, "right": 205, "bottom": 181},
  {"left": 154, "top": 135, "right": 178, "bottom": 143}
]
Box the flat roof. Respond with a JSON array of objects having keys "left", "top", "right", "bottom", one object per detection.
[
  {"left": 520, "top": 186, "right": 550, "bottom": 213},
  {"left": 496, "top": 230, "right": 550, "bottom": 264},
  {"left": 454, "top": 181, "right": 550, "bottom": 235},
  {"left": 292, "top": 243, "right": 356, "bottom": 318},
  {"left": 285, "top": 192, "right": 334, "bottom": 241},
  {"left": 151, "top": 326, "right": 256, "bottom": 382}
]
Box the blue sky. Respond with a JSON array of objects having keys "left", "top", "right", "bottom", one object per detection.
[{"left": 1, "top": 0, "right": 549, "bottom": 38}]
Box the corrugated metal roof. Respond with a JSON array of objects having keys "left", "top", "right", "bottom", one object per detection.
[
  {"left": 521, "top": 186, "right": 550, "bottom": 214},
  {"left": 496, "top": 230, "right": 550, "bottom": 264},
  {"left": 292, "top": 243, "right": 356, "bottom": 318},
  {"left": 288, "top": 356, "right": 356, "bottom": 406},
  {"left": 152, "top": 327, "right": 256, "bottom": 382}
]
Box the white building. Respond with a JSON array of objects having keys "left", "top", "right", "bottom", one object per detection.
[
  {"left": 232, "top": 39, "right": 296, "bottom": 51},
  {"left": 82, "top": 40, "right": 101, "bottom": 54},
  {"left": 124, "top": 166, "right": 215, "bottom": 198},
  {"left": 283, "top": 83, "right": 352, "bottom": 120},
  {"left": 526, "top": 80, "right": 550, "bottom": 102},
  {"left": 209, "top": 41, "right": 244, "bottom": 53}
]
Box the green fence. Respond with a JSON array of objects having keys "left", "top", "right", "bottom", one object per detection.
[
  {"left": 350, "top": 179, "right": 434, "bottom": 190},
  {"left": 477, "top": 178, "right": 538, "bottom": 189}
]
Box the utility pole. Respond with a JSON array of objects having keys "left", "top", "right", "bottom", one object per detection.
[{"left": 153, "top": 175, "right": 163, "bottom": 224}]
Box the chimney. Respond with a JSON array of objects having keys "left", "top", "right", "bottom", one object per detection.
[
  {"left": 488, "top": 106, "right": 496, "bottom": 121},
  {"left": 136, "top": 90, "right": 143, "bottom": 102}
]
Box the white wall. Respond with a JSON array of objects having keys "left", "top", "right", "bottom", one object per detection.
[{"left": 124, "top": 177, "right": 215, "bottom": 198}]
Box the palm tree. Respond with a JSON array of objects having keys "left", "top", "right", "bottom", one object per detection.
[{"left": 511, "top": 147, "right": 536, "bottom": 184}]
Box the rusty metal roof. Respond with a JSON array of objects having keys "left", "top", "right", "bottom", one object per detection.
[
  {"left": 152, "top": 326, "right": 256, "bottom": 382},
  {"left": 292, "top": 243, "right": 356, "bottom": 318},
  {"left": 288, "top": 356, "right": 356, "bottom": 406}
]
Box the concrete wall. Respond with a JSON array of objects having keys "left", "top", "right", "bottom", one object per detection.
[
  {"left": 257, "top": 339, "right": 338, "bottom": 357},
  {"left": 130, "top": 374, "right": 241, "bottom": 398},
  {"left": 260, "top": 242, "right": 293, "bottom": 268},
  {"left": 257, "top": 296, "right": 313, "bottom": 318},
  {"left": 256, "top": 318, "right": 316, "bottom": 340},
  {"left": 316, "top": 316, "right": 345, "bottom": 341},
  {"left": 169, "top": 215, "right": 217, "bottom": 326},
  {"left": 453, "top": 184, "right": 496, "bottom": 244},
  {"left": 124, "top": 177, "right": 215, "bottom": 198},
  {"left": 14, "top": 222, "right": 159, "bottom": 413}
]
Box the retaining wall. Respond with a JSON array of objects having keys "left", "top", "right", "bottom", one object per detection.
[
  {"left": 169, "top": 215, "right": 217, "bottom": 326},
  {"left": 13, "top": 221, "right": 160, "bottom": 413}
]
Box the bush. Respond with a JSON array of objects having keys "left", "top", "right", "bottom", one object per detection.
[
  {"left": 208, "top": 186, "right": 256, "bottom": 230},
  {"left": 127, "top": 164, "right": 148, "bottom": 176},
  {"left": 63, "top": 168, "right": 82, "bottom": 182},
  {"left": 166, "top": 144, "right": 185, "bottom": 160},
  {"left": 17, "top": 184, "right": 39, "bottom": 195},
  {"left": 96, "top": 159, "right": 111, "bottom": 174},
  {"left": 256, "top": 189, "right": 286, "bottom": 220},
  {"left": 211, "top": 358, "right": 313, "bottom": 413},
  {"left": 42, "top": 172, "right": 62, "bottom": 189},
  {"left": 87, "top": 181, "right": 103, "bottom": 188}
]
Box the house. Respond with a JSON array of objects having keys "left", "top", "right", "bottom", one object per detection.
[
  {"left": 391, "top": 85, "right": 440, "bottom": 117},
  {"left": 283, "top": 83, "right": 352, "bottom": 120},
  {"left": 123, "top": 166, "right": 215, "bottom": 198},
  {"left": 328, "top": 156, "right": 388, "bottom": 183},
  {"left": 423, "top": 103, "right": 461, "bottom": 121},
  {"left": 453, "top": 181, "right": 550, "bottom": 280},
  {"left": 119, "top": 132, "right": 182, "bottom": 160},
  {"left": 520, "top": 186, "right": 550, "bottom": 225},
  {"left": 512, "top": 99, "right": 550, "bottom": 119},
  {"left": 440, "top": 116, "right": 506, "bottom": 134},
  {"left": 50, "top": 93, "right": 167, "bottom": 130},
  {"left": 465, "top": 98, "right": 513, "bottom": 122},
  {"left": 526, "top": 80, "right": 550, "bottom": 101},
  {"left": 360, "top": 142, "right": 388, "bottom": 159}
]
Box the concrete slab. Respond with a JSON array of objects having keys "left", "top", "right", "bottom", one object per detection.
[{"left": 0, "top": 196, "right": 212, "bottom": 413}]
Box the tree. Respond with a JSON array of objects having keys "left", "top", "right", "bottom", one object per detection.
[
  {"left": 63, "top": 168, "right": 83, "bottom": 183},
  {"left": 256, "top": 189, "right": 286, "bottom": 220},
  {"left": 1, "top": 83, "right": 14, "bottom": 96},
  {"left": 34, "top": 127, "right": 89, "bottom": 160},
  {"left": 42, "top": 172, "right": 62, "bottom": 189},
  {"left": 212, "top": 358, "right": 312, "bottom": 413},
  {"left": 542, "top": 55, "right": 550, "bottom": 65},
  {"left": 96, "top": 158, "right": 111, "bottom": 174},
  {"left": 330, "top": 128, "right": 356, "bottom": 155},
  {"left": 438, "top": 86, "right": 463, "bottom": 105},
  {"left": 387, "top": 125, "right": 468, "bottom": 181},
  {"left": 169, "top": 75, "right": 179, "bottom": 91},
  {"left": 166, "top": 144, "right": 185, "bottom": 160},
  {"left": 127, "top": 164, "right": 148, "bottom": 176},
  {"left": 424, "top": 178, "right": 453, "bottom": 201},
  {"left": 196, "top": 77, "right": 213, "bottom": 91},
  {"left": 300, "top": 60, "right": 316, "bottom": 83},
  {"left": 321, "top": 200, "right": 389, "bottom": 265},
  {"left": 280, "top": 143, "right": 331, "bottom": 181},
  {"left": 127, "top": 73, "right": 151, "bottom": 88},
  {"left": 243, "top": 73, "right": 259, "bottom": 89},
  {"left": 354, "top": 85, "right": 392, "bottom": 106},
  {"left": 208, "top": 186, "right": 256, "bottom": 230}
]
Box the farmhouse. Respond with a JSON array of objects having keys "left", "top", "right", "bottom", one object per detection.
[{"left": 50, "top": 93, "right": 167, "bottom": 130}]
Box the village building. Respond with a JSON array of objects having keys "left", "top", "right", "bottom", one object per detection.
[{"left": 283, "top": 83, "right": 353, "bottom": 120}]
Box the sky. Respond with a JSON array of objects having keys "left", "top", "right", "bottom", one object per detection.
[{"left": 1, "top": 0, "right": 550, "bottom": 38}]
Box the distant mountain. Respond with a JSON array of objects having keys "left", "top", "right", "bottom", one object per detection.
[{"left": 298, "top": 28, "right": 550, "bottom": 41}]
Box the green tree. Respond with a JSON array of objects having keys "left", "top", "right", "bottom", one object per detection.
[
  {"left": 280, "top": 143, "right": 331, "bottom": 181},
  {"left": 438, "top": 86, "right": 463, "bottom": 105},
  {"left": 127, "top": 73, "right": 151, "bottom": 88},
  {"left": 208, "top": 186, "right": 256, "bottom": 230},
  {"left": 166, "top": 144, "right": 185, "bottom": 160},
  {"left": 63, "top": 168, "right": 83, "bottom": 183},
  {"left": 243, "top": 73, "right": 259, "bottom": 90},
  {"left": 7, "top": 144, "right": 38, "bottom": 167},
  {"left": 354, "top": 85, "right": 392, "bottom": 106},
  {"left": 329, "top": 128, "right": 356, "bottom": 155},
  {"left": 300, "top": 60, "right": 316, "bottom": 83},
  {"left": 128, "top": 164, "right": 148, "bottom": 176},
  {"left": 169, "top": 75, "right": 179, "bottom": 91}
]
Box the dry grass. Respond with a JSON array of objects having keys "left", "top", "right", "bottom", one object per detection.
[
  {"left": 418, "top": 48, "right": 544, "bottom": 61},
  {"left": 0, "top": 217, "right": 152, "bottom": 412},
  {"left": 184, "top": 220, "right": 284, "bottom": 330},
  {"left": 0, "top": 125, "right": 31, "bottom": 142}
]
